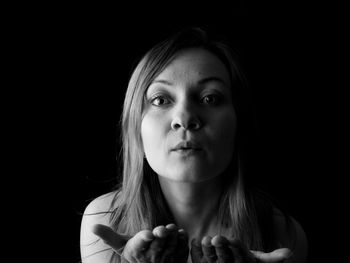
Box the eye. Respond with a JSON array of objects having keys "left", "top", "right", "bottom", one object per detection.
[
  {"left": 150, "top": 96, "right": 170, "bottom": 106},
  {"left": 201, "top": 94, "right": 221, "bottom": 105}
]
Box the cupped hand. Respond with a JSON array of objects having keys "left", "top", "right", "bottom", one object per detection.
[
  {"left": 190, "top": 235, "right": 292, "bottom": 263},
  {"left": 93, "top": 223, "right": 189, "bottom": 263}
]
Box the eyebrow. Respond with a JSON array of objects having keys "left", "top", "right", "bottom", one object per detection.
[
  {"left": 198, "top": 76, "right": 227, "bottom": 86},
  {"left": 151, "top": 79, "right": 173, "bottom": 86},
  {"left": 151, "top": 76, "right": 228, "bottom": 86}
]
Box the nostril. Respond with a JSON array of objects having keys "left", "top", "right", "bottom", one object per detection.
[
  {"left": 188, "top": 122, "right": 199, "bottom": 130},
  {"left": 171, "top": 116, "right": 202, "bottom": 131},
  {"left": 172, "top": 123, "right": 181, "bottom": 130}
]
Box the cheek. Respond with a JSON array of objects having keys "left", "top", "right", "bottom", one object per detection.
[
  {"left": 209, "top": 111, "right": 237, "bottom": 162},
  {"left": 141, "top": 113, "right": 168, "bottom": 156},
  {"left": 141, "top": 113, "right": 172, "bottom": 177},
  {"left": 214, "top": 111, "right": 236, "bottom": 144},
  {"left": 220, "top": 119, "right": 236, "bottom": 144},
  {"left": 141, "top": 117, "right": 156, "bottom": 154}
]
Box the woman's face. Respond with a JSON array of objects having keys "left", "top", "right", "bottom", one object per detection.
[{"left": 141, "top": 48, "right": 237, "bottom": 183}]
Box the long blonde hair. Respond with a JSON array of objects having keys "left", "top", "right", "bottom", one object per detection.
[{"left": 109, "top": 27, "right": 270, "bottom": 255}]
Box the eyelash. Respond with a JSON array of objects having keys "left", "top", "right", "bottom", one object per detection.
[
  {"left": 150, "top": 96, "right": 171, "bottom": 106},
  {"left": 201, "top": 94, "right": 221, "bottom": 105},
  {"left": 149, "top": 93, "right": 222, "bottom": 107}
]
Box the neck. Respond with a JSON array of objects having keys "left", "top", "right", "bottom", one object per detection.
[{"left": 158, "top": 176, "right": 224, "bottom": 240}]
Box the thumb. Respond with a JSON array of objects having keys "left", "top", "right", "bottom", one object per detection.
[
  {"left": 251, "top": 248, "right": 292, "bottom": 262},
  {"left": 92, "top": 224, "right": 130, "bottom": 251}
]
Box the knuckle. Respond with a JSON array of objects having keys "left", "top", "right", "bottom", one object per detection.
[
  {"left": 133, "top": 249, "right": 144, "bottom": 258},
  {"left": 139, "top": 230, "right": 153, "bottom": 240}
]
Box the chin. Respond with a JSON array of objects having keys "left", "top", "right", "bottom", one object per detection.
[{"left": 165, "top": 166, "right": 216, "bottom": 183}]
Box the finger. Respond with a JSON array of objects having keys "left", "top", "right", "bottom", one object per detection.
[
  {"left": 211, "top": 235, "right": 234, "bottom": 262},
  {"left": 149, "top": 235, "right": 167, "bottom": 253},
  {"left": 201, "top": 236, "right": 217, "bottom": 263},
  {"left": 148, "top": 226, "right": 168, "bottom": 262},
  {"left": 161, "top": 226, "right": 179, "bottom": 263},
  {"left": 190, "top": 238, "right": 203, "bottom": 262},
  {"left": 129, "top": 230, "right": 154, "bottom": 251},
  {"left": 165, "top": 223, "right": 178, "bottom": 232},
  {"left": 251, "top": 248, "right": 292, "bottom": 262},
  {"left": 123, "top": 230, "right": 154, "bottom": 262},
  {"left": 92, "top": 224, "right": 129, "bottom": 251},
  {"left": 152, "top": 225, "right": 169, "bottom": 238},
  {"left": 165, "top": 225, "right": 178, "bottom": 250},
  {"left": 175, "top": 229, "right": 189, "bottom": 262},
  {"left": 177, "top": 229, "right": 189, "bottom": 250}
]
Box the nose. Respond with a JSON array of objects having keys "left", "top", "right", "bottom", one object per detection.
[{"left": 170, "top": 103, "right": 202, "bottom": 131}]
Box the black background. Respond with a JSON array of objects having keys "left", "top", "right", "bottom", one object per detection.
[{"left": 14, "top": 3, "right": 346, "bottom": 262}]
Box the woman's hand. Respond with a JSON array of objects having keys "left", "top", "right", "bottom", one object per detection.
[
  {"left": 93, "top": 223, "right": 189, "bottom": 263},
  {"left": 190, "top": 235, "right": 292, "bottom": 263}
]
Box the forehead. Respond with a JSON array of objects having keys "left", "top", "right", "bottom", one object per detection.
[{"left": 154, "top": 48, "right": 230, "bottom": 85}]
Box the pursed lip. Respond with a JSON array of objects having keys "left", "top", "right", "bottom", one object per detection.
[{"left": 171, "top": 141, "right": 203, "bottom": 151}]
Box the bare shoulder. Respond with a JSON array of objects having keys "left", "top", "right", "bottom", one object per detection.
[
  {"left": 273, "top": 208, "right": 308, "bottom": 263},
  {"left": 80, "top": 191, "right": 118, "bottom": 263}
]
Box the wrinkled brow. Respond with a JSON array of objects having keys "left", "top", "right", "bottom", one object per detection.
[{"left": 151, "top": 76, "right": 228, "bottom": 87}]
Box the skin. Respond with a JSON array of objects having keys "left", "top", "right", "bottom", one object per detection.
[
  {"left": 91, "top": 48, "right": 293, "bottom": 262},
  {"left": 93, "top": 223, "right": 189, "bottom": 263},
  {"left": 93, "top": 223, "right": 291, "bottom": 263},
  {"left": 141, "top": 47, "right": 237, "bottom": 244},
  {"left": 141, "top": 48, "right": 236, "bottom": 183}
]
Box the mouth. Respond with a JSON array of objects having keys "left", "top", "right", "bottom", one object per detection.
[
  {"left": 173, "top": 148, "right": 202, "bottom": 152},
  {"left": 171, "top": 141, "right": 203, "bottom": 152}
]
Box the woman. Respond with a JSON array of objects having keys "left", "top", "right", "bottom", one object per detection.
[{"left": 80, "top": 27, "right": 308, "bottom": 263}]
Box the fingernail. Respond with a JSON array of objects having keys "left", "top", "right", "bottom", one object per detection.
[
  {"left": 202, "top": 236, "right": 212, "bottom": 247},
  {"left": 212, "top": 235, "right": 227, "bottom": 247},
  {"left": 178, "top": 229, "right": 187, "bottom": 235},
  {"left": 166, "top": 223, "right": 177, "bottom": 230}
]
